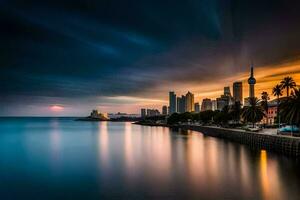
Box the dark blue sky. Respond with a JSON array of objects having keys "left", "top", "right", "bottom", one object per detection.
[{"left": 1, "top": 0, "right": 300, "bottom": 116}]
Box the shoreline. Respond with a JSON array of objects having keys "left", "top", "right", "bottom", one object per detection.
[{"left": 136, "top": 122, "right": 300, "bottom": 157}]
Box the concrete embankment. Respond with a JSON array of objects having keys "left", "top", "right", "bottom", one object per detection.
[{"left": 179, "top": 125, "right": 300, "bottom": 157}]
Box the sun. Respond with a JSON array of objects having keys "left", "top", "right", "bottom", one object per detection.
[{"left": 50, "top": 105, "right": 64, "bottom": 112}]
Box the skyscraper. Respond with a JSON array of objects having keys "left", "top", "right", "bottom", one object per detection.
[
  {"left": 162, "top": 105, "right": 168, "bottom": 115},
  {"left": 248, "top": 64, "right": 256, "bottom": 98},
  {"left": 194, "top": 103, "right": 200, "bottom": 113},
  {"left": 179, "top": 95, "right": 186, "bottom": 113},
  {"left": 233, "top": 82, "right": 243, "bottom": 103},
  {"left": 176, "top": 95, "right": 186, "bottom": 113},
  {"left": 169, "top": 91, "right": 177, "bottom": 114},
  {"left": 141, "top": 108, "right": 146, "bottom": 118},
  {"left": 201, "top": 98, "right": 212, "bottom": 111},
  {"left": 217, "top": 97, "right": 227, "bottom": 111},
  {"left": 224, "top": 86, "right": 231, "bottom": 97},
  {"left": 212, "top": 100, "right": 217, "bottom": 111},
  {"left": 185, "top": 91, "right": 194, "bottom": 112},
  {"left": 176, "top": 97, "right": 181, "bottom": 113}
]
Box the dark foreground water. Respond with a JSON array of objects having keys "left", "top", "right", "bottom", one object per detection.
[{"left": 0, "top": 118, "right": 300, "bottom": 200}]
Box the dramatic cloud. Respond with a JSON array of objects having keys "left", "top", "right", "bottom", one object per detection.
[{"left": 1, "top": 0, "right": 300, "bottom": 115}]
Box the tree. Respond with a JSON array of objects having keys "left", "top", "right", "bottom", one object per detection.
[
  {"left": 241, "top": 97, "right": 265, "bottom": 128},
  {"left": 272, "top": 84, "right": 283, "bottom": 125},
  {"left": 167, "top": 113, "right": 180, "bottom": 125},
  {"left": 279, "top": 88, "right": 300, "bottom": 127},
  {"left": 280, "top": 76, "right": 296, "bottom": 97},
  {"left": 230, "top": 101, "right": 242, "bottom": 123},
  {"left": 199, "top": 110, "right": 214, "bottom": 124},
  {"left": 261, "top": 91, "right": 270, "bottom": 112},
  {"left": 213, "top": 106, "right": 231, "bottom": 126}
]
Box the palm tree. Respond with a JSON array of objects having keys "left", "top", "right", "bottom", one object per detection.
[
  {"left": 272, "top": 84, "right": 283, "bottom": 125},
  {"left": 280, "top": 76, "right": 296, "bottom": 97},
  {"left": 261, "top": 91, "right": 270, "bottom": 125},
  {"left": 261, "top": 91, "right": 270, "bottom": 112},
  {"left": 280, "top": 88, "right": 300, "bottom": 127},
  {"left": 241, "top": 97, "right": 265, "bottom": 128}
]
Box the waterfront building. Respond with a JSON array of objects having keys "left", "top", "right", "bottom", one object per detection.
[
  {"left": 162, "top": 105, "right": 168, "bottom": 115},
  {"left": 194, "top": 103, "right": 200, "bottom": 113},
  {"left": 248, "top": 64, "right": 256, "bottom": 98},
  {"left": 212, "top": 100, "right": 217, "bottom": 111},
  {"left": 146, "top": 109, "right": 160, "bottom": 117},
  {"left": 201, "top": 98, "right": 212, "bottom": 111},
  {"left": 224, "top": 86, "right": 231, "bottom": 97},
  {"left": 90, "top": 110, "right": 109, "bottom": 120},
  {"left": 176, "top": 97, "right": 181, "bottom": 113},
  {"left": 141, "top": 108, "right": 146, "bottom": 118},
  {"left": 177, "top": 95, "right": 186, "bottom": 113},
  {"left": 185, "top": 91, "right": 194, "bottom": 112},
  {"left": 169, "top": 91, "right": 177, "bottom": 114},
  {"left": 217, "top": 97, "right": 227, "bottom": 111},
  {"left": 261, "top": 98, "right": 282, "bottom": 124},
  {"left": 233, "top": 81, "right": 243, "bottom": 103}
]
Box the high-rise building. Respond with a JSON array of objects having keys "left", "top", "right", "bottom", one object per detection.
[
  {"left": 162, "top": 105, "right": 168, "bottom": 115},
  {"left": 212, "top": 100, "right": 217, "bottom": 111},
  {"left": 201, "top": 98, "right": 212, "bottom": 111},
  {"left": 217, "top": 97, "right": 227, "bottom": 111},
  {"left": 233, "top": 82, "right": 243, "bottom": 103},
  {"left": 141, "top": 108, "right": 146, "bottom": 118},
  {"left": 169, "top": 91, "right": 177, "bottom": 114},
  {"left": 185, "top": 91, "right": 194, "bottom": 112},
  {"left": 248, "top": 64, "right": 256, "bottom": 98},
  {"left": 146, "top": 109, "right": 160, "bottom": 116},
  {"left": 177, "top": 95, "right": 186, "bottom": 113},
  {"left": 224, "top": 86, "right": 231, "bottom": 97},
  {"left": 176, "top": 97, "right": 181, "bottom": 113},
  {"left": 194, "top": 103, "right": 200, "bottom": 113}
]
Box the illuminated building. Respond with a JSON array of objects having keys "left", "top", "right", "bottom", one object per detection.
[
  {"left": 201, "top": 98, "right": 212, "bottom": 111},
  {"left": 185, "top": 91, "right": 194, "bottom": 112},
  {"left": 224, "top": 86, "right": 231, "bottom": 97},
  {"left": 212, "top": 100, "right": 217, "bottom": 111}
]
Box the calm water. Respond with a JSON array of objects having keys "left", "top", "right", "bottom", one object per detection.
[{"left": 0, "top": 118, "right": 300, "bottom": 200}]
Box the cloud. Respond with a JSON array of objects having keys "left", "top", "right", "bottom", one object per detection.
[{"left": 1, "top": 0, "right": 300, "bottom": 115}]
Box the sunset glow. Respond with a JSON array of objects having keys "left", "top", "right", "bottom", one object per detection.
[{"left": 50, "top": 105, "right": 64, "bottom": 112}]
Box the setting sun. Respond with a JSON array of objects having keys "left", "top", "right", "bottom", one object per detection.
[{"left": 50, "top": 105, "right": 64, "bottom": 112}]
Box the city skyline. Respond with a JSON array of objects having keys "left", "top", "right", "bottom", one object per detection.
[{"left": 1, "top": 0, "right": 300, "bottom": 116}]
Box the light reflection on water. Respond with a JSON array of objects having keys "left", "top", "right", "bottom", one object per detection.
[{"left": 0, "top": 118, "right": 300, "bottom": 200}]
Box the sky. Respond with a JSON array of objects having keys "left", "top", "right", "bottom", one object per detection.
[{"left": 1, "top": 0, "right": 300, "bottom": 116}]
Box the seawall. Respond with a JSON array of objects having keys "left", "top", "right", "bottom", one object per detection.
[{"left": 180, "top": 125, "right": 300, "bottom": 157}]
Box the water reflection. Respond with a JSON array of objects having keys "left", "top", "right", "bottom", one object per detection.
[
  {"left": 259, "top": 150, "right": 284, "bottom": 200},
  {"left": 1, "top": 119, "right": 300, "bottom": 199},
  {"left": 124, "top": 122, "right": 135, "bottom": 175},
  {"left": 98, "top": 122, "right": 109, "bottom": 169},
  {"left": 50, "top": 119, "right": 61, "bottom": 167}
]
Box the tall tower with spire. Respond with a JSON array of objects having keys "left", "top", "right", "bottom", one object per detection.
[{"left": 247, "top": 63, "right": 256, "bottom": 98}]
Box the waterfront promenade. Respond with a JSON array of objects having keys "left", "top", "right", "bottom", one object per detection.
[
  {"left": 181, "top": 125, "right": 300, "bottom": 157},
  {"left": 135, "top": 122, "right": 300, "bottom": 157}
]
